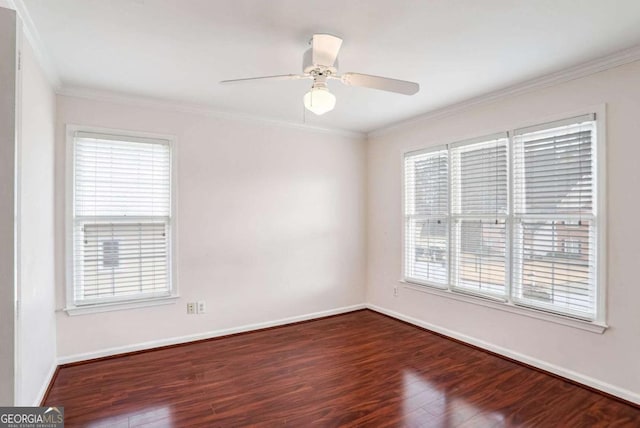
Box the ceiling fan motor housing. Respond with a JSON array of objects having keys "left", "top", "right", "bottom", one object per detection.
[{"left": 303, "top": 48, "right": 338, "bottom": 76}]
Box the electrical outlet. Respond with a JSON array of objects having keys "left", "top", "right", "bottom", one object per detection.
[
  {"left": 197, "top": 301, "right": 206, "bottom": 314},
  {"left": 187, "top": 302, "right": 196, "bottom": 314},
  {"left": 393, "top": 286, "right": 399, "bottom": 297}
]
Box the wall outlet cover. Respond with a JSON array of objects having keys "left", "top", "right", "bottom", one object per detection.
[
  {"left": 187, "top": 302, "right": 196, "bottom": 314},
  {"left": 197, "top": 301, "right": 206, "bottom": 314}
]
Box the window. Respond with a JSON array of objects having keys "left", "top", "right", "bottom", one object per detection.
[
  {"left": 512, "top": 116, "right": 596, "bottom": 319},
  {"left": 450, "top": 135, "right": 508, "bottom": 299},
  {"left": 68, "top": 130, "right": 174, "bottom": 309},
  {"left": 404, "top": 114, "right": 600, "bottom": 321},
  {"left": 404, "top": 149, "right": 449, "bottom": 286}
]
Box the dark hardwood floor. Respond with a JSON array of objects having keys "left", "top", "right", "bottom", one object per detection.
[{"left": 44, "top": 310, "right": 639, "bottom": 427}]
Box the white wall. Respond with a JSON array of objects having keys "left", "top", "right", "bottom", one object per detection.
[
  {"left": 0, "top": 6, "right": 16, "bottom": 406},
  {"left": 55, "top": 95, "right": 367, "bottom": 359},
  {"left": 367, "top": 60, "right": 640, "bottom": 403},
  {"left": 16, "top": 39, "right": 57, "bottom": 405}
]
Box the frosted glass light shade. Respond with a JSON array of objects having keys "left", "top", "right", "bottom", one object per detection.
[{"left": 303, "top": 86, "right": 336, "bottom": 115}]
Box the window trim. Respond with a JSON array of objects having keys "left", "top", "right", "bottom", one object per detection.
[
  {"left": 401, "top": 105, "right": 607, "bottom": 331},
  {"left": 399, "top": 280, "right": 607, "bottom": 334},
  {"left": 64, "top": 124, "right": 179, "bottom": 315}
]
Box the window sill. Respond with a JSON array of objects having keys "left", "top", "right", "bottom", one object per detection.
[
  {"left": 399, "top": 280, "right": 607, "bottom": 334},
  {"left": 63, "top": 295, "right": 180, "bottom": 316}
]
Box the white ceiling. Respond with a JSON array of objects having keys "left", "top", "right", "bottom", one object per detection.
[{"left": 21, "top": 0, "right": 640, "bottom": 133}]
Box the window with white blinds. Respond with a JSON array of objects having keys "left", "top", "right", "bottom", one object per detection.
[
  {"left": 512, "top": 115, "right": 596, "bottom": 319},
  {"left": 404, "top": 114, "right": 601, "bottom": 321},
  {"left": 451, "top": 135, "right": 508, "bottom": 298},
  {"left": 70, "top": 131, "right": 173, "bottom": 306},
  {"left": 404, "top": 149, "right": 449, "bottom": 286}
]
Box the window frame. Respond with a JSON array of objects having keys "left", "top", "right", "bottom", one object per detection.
[
  {"left": 449, "top": 134, "right": 510, "bottom": 301},
  {"left": 511, "top": 115, "right": 598, "bottom": 320},
  {"left": 64, "top": 125, "right": 179, "bottom": 315},
  {"left": 403, "top": 147, "right": 450, "bottom": 288},
  {"left": 401, "top": 106, "right": 607, "bottom": 332}
]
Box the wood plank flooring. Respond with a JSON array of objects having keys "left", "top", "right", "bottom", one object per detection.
[{"left": 44, "top": 310, "right": 639, "bottom": 427}]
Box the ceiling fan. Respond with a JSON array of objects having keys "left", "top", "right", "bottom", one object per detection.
[{"left": 220, "top": 34, "right": 420, "bottom": 115}]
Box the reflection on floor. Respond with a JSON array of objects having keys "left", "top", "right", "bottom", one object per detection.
[{"left": 45, "top": 310, "right": 639, "bottom": 427}]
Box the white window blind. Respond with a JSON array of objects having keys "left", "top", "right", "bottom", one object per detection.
[
  {"left": 512, "top": 115, "right": 596, "bottom": 318},
  {"left": 72, "top": 132, "right": 172, "bottom": 305},
  {"left": 404, "top": 149, "right": 449, "bottom": 286},
  {"left": 451, "top": 135, "right": 508, "bottom": 298},
  {"left": 403, "top": 114, "right": 600, "bottom": 322}
]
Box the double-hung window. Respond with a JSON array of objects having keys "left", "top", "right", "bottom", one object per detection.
[
  {"left": 68, "top": 129, "right": 174, "bottom": 310},
  {"left": 511, "top": 115, "right": 597, "bottom": 319},
  {"left": 450, "top": 135, "right": 508, "bottom": 299},
  {"left": 404, "top": 149, "right": 449, "bottom": 286},
  {"left": 404, "top": 114, "right": 601, "bottom": 322}
]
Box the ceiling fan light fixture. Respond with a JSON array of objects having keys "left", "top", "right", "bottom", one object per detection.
[
  {"left": 303, "top": 85, "right": 336, "bottom": 115},
  {"left": 221, "top": 33, "right": 420, "bottom": 115}
]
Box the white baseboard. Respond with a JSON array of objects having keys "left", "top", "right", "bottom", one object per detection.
[
  {"left": 57, "top": 304, "right": 366, "bottom": 365},
  {"left": 366, "top": 303, "right": 640, "bottom": 405},
  {"left": 33, "top": 361, "right": 57, "bottom": 406}
]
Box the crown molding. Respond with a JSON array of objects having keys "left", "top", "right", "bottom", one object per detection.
[
  {"left": 57, "top": 86, "right": 366, "bottom": 140},
  {"left": 8, "top": 0, "right": 61, "bottom": 89},
  {"left": 368, "top": 44, "right": 640, "bottom": 138}
]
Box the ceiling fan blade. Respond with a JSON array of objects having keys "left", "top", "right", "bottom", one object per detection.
[
  {"left": 339, "top": 72, "right": 419, "bottom": 95},
  {"left": 312, "top": 34, "right": 343, "bottom": 67},
  {"left": 220, "top": 74, "right": 309, "bottom": 84}
]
